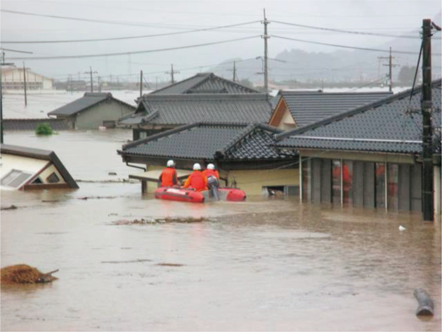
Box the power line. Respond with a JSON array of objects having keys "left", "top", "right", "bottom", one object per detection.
[
  {"left": 1, "top": 21, "right": 260, "bottom": 44},
  {"left": 271, "top": 35, "right": 441, "bottom": 56},
  {"left": 272, "top": 20, "right": 421, "bottom": 39},
  {"left": 7, "top": 35, "right": 261, "bottom": 61}
]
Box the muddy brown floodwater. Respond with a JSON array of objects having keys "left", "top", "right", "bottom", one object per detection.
[{"left": 1, "top": 131, "right": 441, "bottom": 331}]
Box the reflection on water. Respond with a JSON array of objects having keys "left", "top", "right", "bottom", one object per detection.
[{"left": 1, "top": 131, "right": 441, "bottom": 331}]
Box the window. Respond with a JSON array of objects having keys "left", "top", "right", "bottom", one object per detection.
[
  {"left": 1, "top": 169, "right": 33, "bottom": 188},
  {"left": 387, "top": 164, "right": 399, "bottom": 210},
  {"left": 332, "top": 160, "right": 341, "bottom": 204},
  {"left": 32, "top": 177, "right": 43, "bottom": 184},
  {"left": 376, "top": 163, "right": 386, "bottom": 208},
  {"left": 343, "top": 161, "right": 353, "bottom": 204},
  {"left": 46, "top": 172, "right": 60, "bottom": 184}
]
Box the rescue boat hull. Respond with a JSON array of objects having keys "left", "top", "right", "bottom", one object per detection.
[{"left": 154, "top": 187, "right": 246, "bottom": 203}]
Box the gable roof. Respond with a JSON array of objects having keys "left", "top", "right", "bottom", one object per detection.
[
  {"left": 269, "top": 90, "right": 392, "bottom": 127},
  {"left": 0, "top": 144, "right": 79, "bottom": 188},
  {"left": 120, "top": 94, "right": 273, "bottom": 126},
  {"left": 48, "top": 93, "right": 135, "bottom": 117},
  {"left": 150, "top": 72, "right": 258, "bottom": 95},
  {"left": 119, "top": 122, "right": 296, "bottom": 162},
  {"left": 276, "top": 80, "right": 442, "bottom": 155}
]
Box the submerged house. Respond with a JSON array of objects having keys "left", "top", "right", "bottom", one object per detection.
[
  {"left": 269, "top": 91, "right": 392, "bottom": 130},
  {"left": 0, "top": 144, "right": 78, "bottom": 190},
  {"left": 275, "top": 80, "right": 441, "bottom": 214},
  {"left": 120, "top": 94, "right": 273, "bottom": 140},
  {"left": 48, "top": 93, "right": 135, "bottom": 130},
  {"left": 118, "top": 123, "right": 298, "bottom": 195}
]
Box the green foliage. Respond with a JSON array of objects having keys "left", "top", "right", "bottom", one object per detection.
[{"left": 35, "top": 123, "right": 54, "bottom": 136}]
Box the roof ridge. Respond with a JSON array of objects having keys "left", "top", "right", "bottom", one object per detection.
[
  {"left": 140, "top": 93, "right": 269, "bottom": 100},
  {"left": 122, "top": 122, "right": 199, "bottom": 150},
  {"left": 275, "top": 79, "right": 442, "bottom": 141},
  {"left": 150, "top": 73, "right": 210, "bottom": 95},
  {"left": 215, "top": 123, "right": 258, "bottom": 158}
]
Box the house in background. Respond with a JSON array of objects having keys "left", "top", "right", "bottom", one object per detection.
[
  {"left": 118, "top": 123, "right": 298, "bottom": 195},
  {"left": 48, "top": 93, "right": 135, "bottom": 130},
  {"left": 1, "top": 67, "right": 54, "bottom": 91},
  {"left": 119, "top": 94, "right": 273, "bottom": 140},
  {"left": 0, "top": 144, "right": 78, "bottom": 190},
  {"left": 269, "top": 91, "right": 392, "bottom": 130},
  {"left": 275, "top": 80, "right": 441, "bottom": 215},
  {"left": 148, "top": 72, "right": 258, "bottom": 95}
]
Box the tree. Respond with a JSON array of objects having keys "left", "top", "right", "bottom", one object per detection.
[
  {"left": 398, "top": 66, "right": 417, "bottom": 85},
  {"left": 35, "top": 123, "right": 54, "bottom": 136}
]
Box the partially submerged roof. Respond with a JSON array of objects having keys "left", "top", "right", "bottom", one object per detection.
[
  {"left": 120, "top": 94, "right": 273, "bottom": 126},
  {"left": 269, "top": 90, "right": 392, "bottom": 127},
  {"left": 0, "top": 144, "right": 79, "bottom": 188},
  {"left": 151, "top": 73, "right": 258, "bottom": 95},
  {"left": 276, "top": 80, "right": 442, "bottom": 155},
  {"left": 48, "top": 92, "right": 135, "bottom": 117},
  {"left": 119, "top": 123, "right": 296, "bottom": 162}
]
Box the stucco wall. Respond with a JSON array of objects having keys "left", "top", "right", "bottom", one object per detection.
[
  {"left": 226, "top": 168, "right": 299, "bottom": 196},
  {"left": 75, "top": 100, "right": 134, "bottom": 130}
]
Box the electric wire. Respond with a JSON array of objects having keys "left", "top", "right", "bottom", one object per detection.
[
  {"left": 1, "top": 21, "right": 261, "bottom": 44},
  {"left": 7, "top": 35, "right": 261, "bottom": 61},
  {"left": 272, "top": 20, "right": 421, "bottom": 39},
  {"left": 271, "top": 35, "right": 442, "bottom": 56}
]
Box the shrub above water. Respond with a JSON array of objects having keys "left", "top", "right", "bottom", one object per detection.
[{"left": 35, "top": 123, "right": 54, "bottom": 136}]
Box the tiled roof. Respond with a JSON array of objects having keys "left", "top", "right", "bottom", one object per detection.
[
  {"left": 3, "top": 118, "right": 71, "bottom": 131},
  {"left": 274, "top": 90, "right": 392, "bottom": 127},
  {"left": 120, "top": 123, "right": 296, "bottom": 161},
  {"left": 151, "top": 73, "right": 258, "bottom": 95},
  {"left": 120, "top": 94, "right": 272, "bottom": 126},
  {"left": 48, "top": 93, "right": 135, "bottom": 116},
  {"left": 276, "top": 80, "right": 442, "bottom": 155}
]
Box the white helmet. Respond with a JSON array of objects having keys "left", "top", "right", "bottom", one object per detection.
[
  {"left": 207, "top": 163, "right": 215, "bottom": 170},
  {"left": 167, "top": 160, "right": 175, "bottom": 167},
  {"left": 193, "top": 163, "right": 201, "bottom": 171}
]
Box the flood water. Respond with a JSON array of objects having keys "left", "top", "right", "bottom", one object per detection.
[{"left": 1, "top": 130, "right": 441, "bottom": 331}]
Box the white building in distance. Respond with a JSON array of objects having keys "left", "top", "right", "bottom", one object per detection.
[{"left": 1, "top": 67, "right": 53, "bottom": 91}]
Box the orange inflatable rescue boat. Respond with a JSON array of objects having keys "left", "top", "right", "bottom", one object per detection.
[{"left": 154, "top": 187, "right": 246, "bottom": 203}]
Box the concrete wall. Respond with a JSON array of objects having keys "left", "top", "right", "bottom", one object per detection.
[{"left": 75, "top": 100, "right": 135, "bottom": 130}]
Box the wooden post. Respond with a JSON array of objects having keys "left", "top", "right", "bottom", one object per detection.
[{"left": 141, "top": 180, "right": 147, "bottom": 194}]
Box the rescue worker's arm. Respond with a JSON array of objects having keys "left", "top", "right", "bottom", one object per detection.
[
  {"left": 183, "top": 176, "right": 191, "bottom": 188},
  {"left": 158, "top": 172, "right": 163, "bottom": 186},
  {"left": 203, "top": 175, "right": 208, "bottom": 190}
]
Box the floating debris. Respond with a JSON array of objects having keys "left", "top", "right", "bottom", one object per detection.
[
  {"left": 101, "top": 259, "right": 151, "bottom": 264},
  {"left": 1, "top": 205, "right": 18, "bottom": 211},
  {"left": 112, "top": 217, "right": 209, "bottom": 226},
  {"left": 1, "top": 265, "right": 58, "bottom": 285},
  {"left": 78, "top": 196, "right": 117, "bottom": 200},
  {"left": 108, "top": 172, "right": 117, "bottom": 176}
]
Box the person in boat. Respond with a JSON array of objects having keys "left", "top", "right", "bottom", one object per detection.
[
  {"left": 182, "top": 163, "right": 208, "bottom": 192},
  {"left": 159, "top": 160, "right": 178, "bottom": 187},
  {"left": 203, "top": 164, "right": 220, "bottom": 200}
]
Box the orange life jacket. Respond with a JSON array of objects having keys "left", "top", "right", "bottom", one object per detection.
[
  {"left": 160, "top": 167, "right": 177, "bottom": 187},
  {"left": 202, "top": 169, "right": 219, "bottom": 179},
  {"left": 183, "top": 171, "right": 207, "bottom": 191}
]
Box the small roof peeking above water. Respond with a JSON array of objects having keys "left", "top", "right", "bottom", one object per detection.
[{"left": 48, "top": 92, "right": 135, "bottom": 117}]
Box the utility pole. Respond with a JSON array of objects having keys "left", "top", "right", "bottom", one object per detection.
[
  {"left": 165, "top": 64, "right": 179, "bottom": 84},
  {"left": 262, "top": 8, "right": 270, "bottom": 94},
  {"left": 421, "top": 19, "right": 434, "bottom": 221},
  {"left": 378, "top": 47, "right": 398, "bottom": 92},
  {"left": 84, "top": 66, "right": 98, "bottom": 93},
  {"left": 140, "top": 70, "right": 143, "bottom": 97},
  {"left": 23, "top": 62, "right": 27, "bottom": 106}
]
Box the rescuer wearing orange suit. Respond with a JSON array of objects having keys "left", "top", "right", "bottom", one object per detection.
[
  {"left": 183, "top": 163, "right": 208, "bottom": 191},
  {"left": 159, "top": 160, "right": 178, "bottom": 187},
  {"left": 202, "top": 163, "right": 220, "bottom": 179}
]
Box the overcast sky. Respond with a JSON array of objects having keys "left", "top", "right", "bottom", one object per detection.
[{"left": 1, "top": 0, "right": 441, "bottom": 82}]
